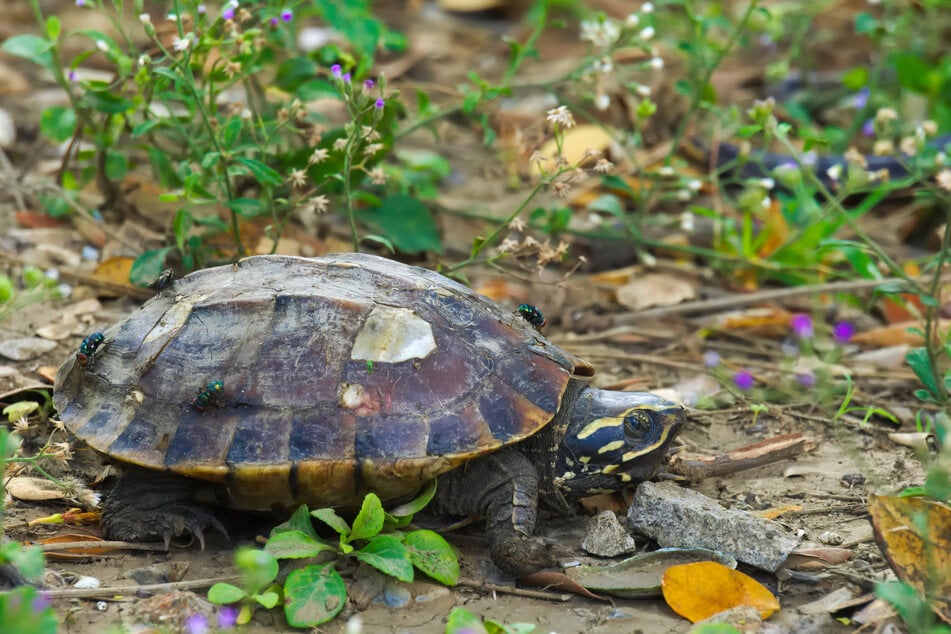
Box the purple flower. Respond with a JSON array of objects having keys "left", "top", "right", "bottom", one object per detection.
[
  {"left": 364, "top": 79, "right": 375, "bottom": 90},
  {"left": 222, "top": 7, "right": 235, "bottom": 20},
  {"left": 375, "top": 98, "right": 384, "bottom": 109},
  {"left": 854, "top": 87, "right": 869, "bottom": 109},
  {"left": 76, "top": 0, "right": 86, "bottom": 6},
  {"left": 184, "top": 613, "right": 209, "bottom": 634},
  {"left": 862, "top": 119, "right": 875, "bottom": 137},
  {"left": 733, "top": 370, "right": 755, "bottom": 390},
  {"left": 342, "top": 72, "right": 351, "bottom": 83},
  {"left": 281, "top": 9, "right": 293, "bottom": 22},
  {"left": 68, "top": 70, "right": 78, "bottom": 82},
  {"left": 217, "top": 606, "right": 239, "bottom": 629},
  {"left": 795, "top": 372, "right": 816, "bottom": 388},
  {"left": 32, "top": 592, "right": 51, "bottom": 613},
  {"left": 790, "top": 313, "right": 814, "bottom": 339},
  {"left": 331, "top": 64, "right": 342, "bottom": 78},
  {"left": 833, "top": 321, "right": 855, "bottom": 343},
  {"left": 703, "top": 351, "right": 721, "bottom": 368},
  {"left": 270, "top": 16, "right": 278, "bottom": 25},
  {"left": 197, "top": 4, "right": 207, "bottom": 15}
]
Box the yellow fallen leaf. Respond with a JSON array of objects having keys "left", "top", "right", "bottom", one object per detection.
[
  {"left": 531, "top": 124, "right": 613, "bottom": 179},
  {"left": 662, "top": 561, "right": 780, "bottom": 623},
  {"left": 868, "top": 494, "right": 951, "bottom": 623},
  {"left": 92, "top": 256, "right": 135, "bottom": 287}
]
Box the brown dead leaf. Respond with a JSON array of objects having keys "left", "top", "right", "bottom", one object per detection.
[
  {"left": 661, "top": 561, "right": 780, "bottom": 623},
  {"left": 785, "top": 548, "right": 852, "bottom": 569},
  {"left": 851, "top": 319, "right": 951, "bottom": 347},
  {"left": 518, "top": 571, "right": 610, "bottom": 601},
  {"left": 579, "top": 492, "right": 630, "bottom": 514},
  {"left": 615, "top": 273, "right": 696, "bottom": 311},
  {"left": 6, "top": 476, "right": 69, "bottom": 501},
  {"left": 32, "top": 534, "right": 114, "bottom": 560},
  {"left": 757, "top": 505, "right": 804, "bottom": 520},
  {"left": 868, "top": 494, "right": 951, "bottom": 623},
  {"left": 707, "top": 306, "right": 793, "bottom": 337}
]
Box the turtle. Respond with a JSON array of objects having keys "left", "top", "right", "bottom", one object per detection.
[{"left": 53, "top": 253, "right": 685, "bottom": 576}]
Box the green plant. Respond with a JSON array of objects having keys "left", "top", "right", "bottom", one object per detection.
[
  {"left": 0, "top": 268, "right": 65, "bottom": 323},
  {"left": 0, "top": 428, "right": 59, "bottom": 634},
  {"left": 208, "top": 484, "right": 458, "bottom": 628},
  {"left": 444, "top": 606, "right": 536, "bottom": 634}
]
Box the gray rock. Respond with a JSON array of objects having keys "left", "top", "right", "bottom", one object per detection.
[
  {"left": 628, "top": 481, "right": 798, "bottom": 572},
  {"left": 0, "top": 337, "right": 57, "bottom": 361},
  {"left": 581, "top": 510, "right": 637, "bottom": 557}
]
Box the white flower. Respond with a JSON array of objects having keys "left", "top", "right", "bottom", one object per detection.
[
  {"left": 658, "top": 166, "right": 675, "bottom": 177},
  {"left": 761, "top": 196, "right": 771, "bottom": 209},
  {"left": 625, "top": 13, "right": 639, "bottom": 27},
  {"left": 758, "top": 178, "right": 775, "bottom": 190},
  {"left": 676, "top": 189, "right": 691, "bottom": 201},
  {"left": 826, "top": 163, "right": 842, "bottom": 181},
  {"left": 288, "top": 168, "right": 307, "bottom": 187},
  {"left": 309, "top": 194, "right": 330, "bottom": 213},
  {"left": 308, "top": 147, "right": 329, "bottom": 165},
  {"left": 635, "top": 84, "right": 652, "bottom": 97},
  {"left": 546, "top": 105, "right": 576, "bottom": 129},
  {"left": 642, "top": 2, "right": 654, "bottom": 13},
  {"left": 936, "top": 169, "right": 951, "bottom": 192},
  {"left": 580, "top": 19, "right": 620, "bottom": 47},
  {"left": 138, "top": 54, "right": 150, "bottom": 66},
  {"left": 639, "top": 26, "right": 655, "bottom": 40},
  {"left": 593, "top": 158, "right": 614, "bottom": 173},
  {"left": 594, "top": 93, "right": 610, "bottom": 111},
  {"left": 680, "top": 211, "right": 694, "bottom": 231},
  {"left": 172, "top": 33, "right": 193, "bottom": 52},
  {"left": 139, "top": 13, "right": 151, "bottom": 24},
  {"left": 649, "top": 57, "right": 664, "bottom": 70},
  {"left": 370, "top": 167, "right": 386, "bottom": 185},
  {"left": 687, "top": 179, "right": 702, "bottom": 191},
  {"left": 95, "top": 40, "right": 109, "bottom": 52}
]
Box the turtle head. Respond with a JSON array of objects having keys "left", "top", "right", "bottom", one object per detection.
[{"left": 554, "top": 388, "right": 685, "bottom": 497}]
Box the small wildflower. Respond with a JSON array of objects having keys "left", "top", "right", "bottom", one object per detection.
[
  {"left": 333, "top": 137, "right": 348, "bottom": 151},
  {"left": 796, "top": 372, "right": 816, "bottom": 388},
  {"left": 546, "top": 105, "right": 576, "bottom": 129},
  {"left": 498, "top": 238, "right": 519, "bottom": 253},
  {"left": 832, "top": 321, "right": 855, "bottom": 343},
  {"left": 922, "top": 120, "right": 937, "bottom": 137},
  {"left": 172, "top": 34, "right": 193, "bottom": 52},
  {"left": 639, "top": 26, "right": 655, "bottom": 40},
  {"left": 308, "top": 147, "right": 329, "bottom": 166},
  {"left": 68, "top": 71, "right": 78, "bottom": 82},
  {"left": 52, "top": 441, "right": 74, "bottom": 463},
  {"left": 342, "top": 72, "right": 351, "bottom": 83},
  {"left": 139, "top": 13, "right": 151, "bottom": 24},
  {"left": 761, "top": 196, "right": 771, "bottom": 209},
  {"left": 364, "top": 79, "right": 375, "bottom": 90},
  {"left": 593, "top": 158, "right": 614, "bottom": 173},
  {"left": 375, "top": 98, "right": 385, "bottom": 109},
  {"left": 508, "top": 217, "right": 527, "bottom": 232},
  {"left": 551, "top": 180, "right": 571, "bottom": 199},
  {"left": 853, "top": 87, "right": 869, "bottom": 109},
  {"left": 861, "top": 119, "right": 875, "bottom": 137},
  {"left": 580, "top": 19, "right": 620, "bottom": 47},
  {"left": 281, "top": 9, "right": 293, "bottom": 22},
  {"left": 687, "top": 179, "right": 702, "bottom": 191},
  {"left": 649, "top": 57, "right": 664, "bottom": 70},
  {"left": 369, "top": 167, "right": 386, "bottom": 185},
  {"left": 936, "top": 169, "right": 951, "bottom": 192},
  {"left": 873, "top": 139, "right": 894, "bottom": 155},
  {"left": 680, "top": 211, "right": 695, "bottom": 232},
  {"left": 95, "top": 40, "right": 109, "bottom": 53},
  {"left": 875, "top": 107, "right": 898, "bottom": 124},
  {"left": 641, "top": 2, "right": 654, "bottom": 13},
  {"left": 657, "top": 165, "right": 675, "bottom": 177},
  {"left": 676, "top": 189, "right": 692, "bottom": 201},
  {"left": 222, "top": 6, "right": 235, "bottom": 20},
  {"left": 197, "top": 4, "right": 207, "bottom": 15},
  {"left": 625, "top": 13, "right": 640, "bottom": 27},
  {"left": 529, "top": 150, "right": 547, "bottom": 165},
  {"left": 364, "top": 143, "right": 384, "bottom": 156},
  {"left": 899, "top": 135, "right": 919, "bottom": 156},
  {"left": 844, "top": 146, "right": 867, "bottom": 167},
  {"left": 757, "top": 178, "right": 775, "bottom": 190},
  {"left": 270, "top": 17, "right": 278, "bottom": 25},
  {"left": 240, "top": 108, "right": 252, "bottom": 120},
  {"left": 826, "top": 163, "right": 843, "bottom": 182},
  {"left": 288, "top": 168, "right": 307, "bottom": 188},
  {"left": 184, "top": 613, "right": 209, "bottom": 634},
  {"left": 218, "top": 606, "right": 239, "bottom": 629},
  {"left": 703, "top": 351, "right": 721, "bottom": 368},
  {"left": 309, "top": 194, "right": 330, "bottom": 214},
  {"left": 331, "top": 64, "right": 342, "bottom": 78},
  {"left": 790, "top": 313, "right": 814, "bottom": 339},
  {"left": 733, "top": 370, "right": 755, "bottom": 391},
  {"left": 224, "top": 60, "right": 242, "bottom": 77},
  {"left": 594, "top": 93, "right": 610, "bottom": 111},
  {"left": 76, "top": 0, "right": 86, "bottom": 6},
  {"left": 635, "top": 84, "right": 652, "bottom": 97},
  {"left": 13, "top": 417, "right": 29, "bottom": 434}
]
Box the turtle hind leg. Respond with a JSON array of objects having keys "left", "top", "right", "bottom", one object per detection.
[
  {"left": 432, "top": 448, "right": 567, "bottom": 577},
  {"left": 101, "top": 468, "right": 228, "bottom": 548}
]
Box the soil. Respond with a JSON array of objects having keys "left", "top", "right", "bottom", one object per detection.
[{"left": 0, "top": 1, "right": 939, "bottom": 633}]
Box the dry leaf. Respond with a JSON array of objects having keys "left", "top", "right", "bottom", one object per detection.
[
  {"left": 531, "top": 124, "right": 612, "bottom": 179},
  {"left": 6, "top": 476, "right": 68, "bottom": 501},
  {"left": 32, "top": 534, "right": 114, "bottom": 560},
  {"left": 661, "top": 561, "right": 780, "bottom": 623},
  {"left": 868, "top": 494, "right": 951, "bottom": 623},
  {"left": 615, "top": 273, "right": 696, "bottom": 311},
  {"left": 92, "top": 256, "right": 135, "bottom": 287},
  {"left": 785, "top": 548, "right": 852, "bottom": 569},
  {"left": 518, "top": 571, "right": 609, "bottom": 601}
]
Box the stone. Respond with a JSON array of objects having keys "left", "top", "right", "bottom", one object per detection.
[{"left": 581, "top": 510, "right": 637, "bottom": 557}]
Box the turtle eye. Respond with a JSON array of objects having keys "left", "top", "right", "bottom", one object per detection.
[{"left": 624, "top": 411, "right": 655, "bottom": 444}]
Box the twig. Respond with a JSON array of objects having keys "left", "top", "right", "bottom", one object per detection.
[
  {"left": 612, "top": 275, "right": 951, "bottom": 325},
  {"left": 41, "top": 575, "right": 240, "bottom": 600},
  {"left": 37, "top": 540, "right": 169, "bottom": 553},
  {"left": 456, "top": 577, "right": 571, "bottom": 602}
]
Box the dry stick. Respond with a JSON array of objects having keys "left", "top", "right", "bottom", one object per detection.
[
  {"left": 40, "top": 575, "right": 241, "bottom": 600},
  {"left": 456, "top": 577, "right": 571, "bottom": 602},
  {"left": 38, "top": 540, "right": 169, "bottom": 553},
  {"left": 612, "top": 275, "right": 951, "bottom": 325}
]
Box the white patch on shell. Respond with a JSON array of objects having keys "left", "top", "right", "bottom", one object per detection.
[
  {"left": 144, "top": 297, "right": 200, "bottom": 343},
  {"left": 339, "top": 383, "right": 366, "bottom": 409},
  {"left": 351, "top": 306, "right": 436, "bottom": 363}
]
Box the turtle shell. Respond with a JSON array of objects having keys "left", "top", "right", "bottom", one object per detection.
[{"left": 54, "top": 254, "right": 595, "bottom": 511}]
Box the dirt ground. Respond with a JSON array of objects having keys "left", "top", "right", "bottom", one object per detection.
[{"left": 0, "top": 1, "right": 939, "bottom": 633}]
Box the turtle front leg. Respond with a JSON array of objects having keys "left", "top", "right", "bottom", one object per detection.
[
  {"left": 101, "top": 468, "right": 227, "bottom": 548},
  {"left": 433, "top": 448, "right": 564, "bottom": 577}
]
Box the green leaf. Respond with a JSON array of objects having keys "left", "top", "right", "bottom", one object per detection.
[
  {"left": 386, "top": 479, "right": 437, "bottom": 525},
  {"left": 0, "top": 586, "right": 58, "bottom": 634},
  {"left": 220, "top": 117, "right": 242, "bottom": 148},
  {"left": 446, "top": 607, "right": 489, "bottom": 634},
  {"left": 3, "top": 401, "right": 39, "bottom": 422},
  {"left": 207, "top": 582, "right": 247, "bottom": 604},
  {"left": 148, "top": 147, "right": 180, "bottom": 188},
  {"left": 841, "top": 66, "right": 868, "bottom": 91},
  {"left": 10, "top": 545, "right": 46, "bottom": 581},
  {"left": 39, "top": 106, "right": 76, "bottom": 143},
  {"left": 45, "top": 16, "right": 61, "bottom": 41},
  {"left": 264, "top": 530, "right": 337, "bottom": 560},
  {"left": 311, "top": 508, "right": 351, "bottom": 536},
  {"left": 252, "top": 590, "right": 280, "bottom": 609},
  {"left": 235, "top": 157, "right": 283, "bottom": 187},
  {"left": 226, "top": 197, "right": 264, "bottom": 218},
  {"left": 270, "top": 504, "right": 319, "bottom": 541},
  {"left": 404, "top": 529, "right": 459, "bottom": 585},
  {"left": 234, "top": 547, "right": 279, "bottom": 593},
  {"left": 104, "top": 150, "right": 129, "bottom": 181},
  {"left": 129, "top": 247, "right": 173, "bottom": 287},
  {"left": 349, "top": 493, "right": 385, "bottom": 541},
  {"left": 353, "top": 535, "right": 413, "bottom": 582},
  {"left": 905, "top": 347, "right": 941, "bottom": 400},
  {"left": 173, "top": 208, "right": 191, "bottom": 253},
  {"left": 356, "top": 195, "right": 443, "bottom": 254},
  {"left": 283, "top": 563, "right": 346, "bottom": 628},
  {"left": 1, "top": 35, "right": 54, "bottom": 69},
  {"left": 854, "top": 12, "right": 878, "bottom": 35},
  {"left": 0, "top": 275, "right": 13, "bottom": 303}
]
